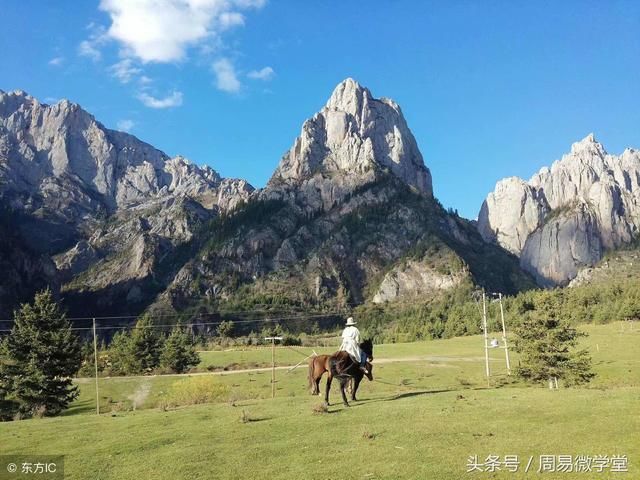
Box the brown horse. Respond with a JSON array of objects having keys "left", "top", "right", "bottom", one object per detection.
[
  {"left": 308, "top": 339, "right": 374, "bottom": 407},
  {"left": 308, "top": 354, "right": 373, "bottom": 400}
]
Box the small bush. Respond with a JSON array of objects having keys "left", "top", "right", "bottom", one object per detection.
[
  {"left": 312, "top": 402, "right": 328, "bottom": 415},
  {"left": 158, "top": 376, "right": 230, "bottom": 408},
  {"left": 362, "top": 430, "right": 377, "bottom": 440}
]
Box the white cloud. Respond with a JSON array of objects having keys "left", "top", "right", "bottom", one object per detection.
[
  {"left": 219, "top": 12, "right": 245, "bottom": 29},
  {"left": 212, "top": 57, "right": 241, "bottom": 93},
  {"left": 98, "top": 0, "right": 266, "bottom": 63},
  {"left": 78, "top": 40, "right": 102, "bottom": 61},
  {"left": 247, "top": 66, "right": 274, "bottom": 81},
  {"left": 78, "top": 24, "right": 108, "bottom": 61},
  {"left": 48, "top": 56, "right": 64, "bottom": 67},
  {"left": 110, "top": 58, "right": 141, "bottom": 83},
  {"left": 137, "top": 90, "right": 183, "bottom": 109},
  {"left": 139, "top": 75, "right": 153, "bottom": 85},
  {"left": 117, "top": 119, "right": 135, "bottom": 132}
]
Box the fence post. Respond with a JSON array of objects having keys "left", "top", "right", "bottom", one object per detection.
[{"left": 93, "top": 317, "right": 100, "bottom": 415}]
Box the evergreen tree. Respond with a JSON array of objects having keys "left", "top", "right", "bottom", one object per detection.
[
  {"left": 128, "top": 315, "right": 163, "bottom": 373},
  {"left": 513, "top": 313, "right": 595, "bottom": 387},
  {"left": 0, "top": 290, "right": 81, "bottom": 418},
  {"left": 160, "top": 326, "right": 200, "bottom": 373},
  {"left": 108, "top": 331, "right": 136, "bottom": 375},
  {"left": 216, "top": 320, "right": 234, "bottom": 339}
]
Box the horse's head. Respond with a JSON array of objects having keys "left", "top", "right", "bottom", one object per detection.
[
  {"left": 365, "top": 361, "right": 373, "bottom": 381},
  {"left": 360, "top": 339, "right": 374, "bottom": 362}
]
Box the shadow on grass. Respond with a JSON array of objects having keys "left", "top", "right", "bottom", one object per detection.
[
  {"left": 326, "top": 388, "right": 456, "bottom": 410},
  {"left": 63, "top": 399, "right": 95, "bottom": 416}
]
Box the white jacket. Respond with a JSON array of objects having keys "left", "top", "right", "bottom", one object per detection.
[{"left": 340, "top": 325, "right": 361, "bottom": 362}]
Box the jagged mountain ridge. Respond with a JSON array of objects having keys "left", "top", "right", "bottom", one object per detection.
[
  {"left": 0, "top": 89, "right": 253, "bottom": 316},
  {"left": 1, "top": 80, "right": 535, "bottom": 318},
  {"left": 478, "top": 134, "right": 640, "bottom": 286},
  {"left": 148, "top": 80, "right": 534, "bottom": 316}
]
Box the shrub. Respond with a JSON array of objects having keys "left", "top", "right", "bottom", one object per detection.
[{"left": 159, "top": 376, "right": 230, "bottom": 408}]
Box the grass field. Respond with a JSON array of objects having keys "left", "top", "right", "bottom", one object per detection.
[{"left": 2, "top": 322, "right": 638, "bottom": 479}]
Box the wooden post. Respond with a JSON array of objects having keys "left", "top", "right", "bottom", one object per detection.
[
  {"left": 271, "top": 337, "right": 275, "bottom": 399},
  {"left": 498, "top": 293, "right": 511, "bottom": 375},
  {"left": 482, "top": 291, "right": 490, "bottom": 382},
  {"left": 92, "top": 318, "right": 100, "bottom": 415},
  {"left": 265, "top": 336, "right": 283, "bottom": 398}
]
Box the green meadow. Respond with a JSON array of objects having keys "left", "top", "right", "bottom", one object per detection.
[{"left": 2, "top": 322, "right": 638, "bottom": 479}]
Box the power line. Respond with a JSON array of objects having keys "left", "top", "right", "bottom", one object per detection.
[
  {"left": 0, "top": 311, "right": 350, "bottom": 333},
  {"left": 0, "top": 306, "right": 352, "bottom": 323}
]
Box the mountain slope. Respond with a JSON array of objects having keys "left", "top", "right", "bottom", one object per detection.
[
  {"left": 150, "top": 80, "right": 534, "bottom": 316},
  {"left": 0, "top": 89, "right": 253, "bottom": 316}
]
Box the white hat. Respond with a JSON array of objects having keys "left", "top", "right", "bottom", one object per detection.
[{"left": 346, "top": 317, "right": 356, "bottom": 326}]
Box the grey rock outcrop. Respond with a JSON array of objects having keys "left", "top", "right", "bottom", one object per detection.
[
  {"left": 479, "top": 134, "right": 640, "bottom": 285},
  {"left": 0, "top": 89, "right": 253, "bottom": 251},
  {"left": 0, "top": 89, "right": 253, "bottom": 314},
  {"left": 265, "top": 78, "right": 432, "bottom": 211},
  {"left": 372, "top": 259, "right": 469, "bottom": 303}
]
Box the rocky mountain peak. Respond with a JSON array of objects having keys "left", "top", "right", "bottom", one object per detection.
[
  {"left": 479, "top": 134, "right": 640, "bottom": 286},
  {"left": 267, "top": 78, "right": 432, "bottom": 208},
  {"left": 570, "top": 133, "right": 606, "bottom": 156},
  {"left": 325, "top": 78, "right": 371, "bottom": 116}
]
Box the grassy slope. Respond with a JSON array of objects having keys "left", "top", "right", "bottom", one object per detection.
[{"left": 2, "top": 323, "right": 638, "bottom": 479}]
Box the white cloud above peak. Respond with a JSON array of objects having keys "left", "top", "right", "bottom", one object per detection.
[
  {"left": 247, "top": 66, "right": 274, "bottom": 81},
  {"left": 137, "top": 90, "right": 184, "bottom": 109},
  {"left": 212, "top": 58, "right": 241, "bottom": 93},
  {"left": 116, "top": 119, "right": 135, "bottom": 132},
  {"left": 110, "top": 59, "right": 141, "bottom": 83},
  {"left": 98, "top": 0, "right": 267, "bottom": 63}
]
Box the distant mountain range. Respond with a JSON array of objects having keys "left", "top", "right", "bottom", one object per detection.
[{"left": 0, "top": 80, "right": 637, "bottom": 317}]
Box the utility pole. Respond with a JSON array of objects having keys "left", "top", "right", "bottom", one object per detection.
[
  {"left": 498, "top": 293, "right": 512, "bottom": 375},
  {"left": 265, "top": 336, "right": 283, "bottom": 398},
  {"left": 92, "top": 317, "right": 100, "bottom": 415},
  {"left": 482, "top": 290, "right": 490, "bottom": 382}
]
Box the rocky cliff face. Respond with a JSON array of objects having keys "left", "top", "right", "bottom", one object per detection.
[
  {"left": 0, "top": 81, "right": 534, "bottom": 318},
  {"left": 151, "top": 80, "right": 532, "bottom": 315},
  {"left": 0, "top": 89, "right": 253, "bottom": 315},
  {"left": 265, "top": 78, "right": 432, "bottom": 212},
  {"left": 478, "top": 134, "right": 640, "bottom": 286}
]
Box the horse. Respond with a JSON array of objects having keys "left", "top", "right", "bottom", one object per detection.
[
  {"left": 308, "top": 340, "right": 374, "bottom": 404},
  {"left": 324, "top": 339, "right": 374, "bottom": 407}
]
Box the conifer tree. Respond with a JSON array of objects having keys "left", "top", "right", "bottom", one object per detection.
[
  {"left": 0, "top": 290, "right": 81, "bottom": 418},
  {"left": 128, "top": 314, "right": 163, "bottom": 373},
  {"left": 513, "top": 313, "right": 595, "bottom": 387},
  {"left": 160, "top": 326, "right": 200, "bottom": 373}
]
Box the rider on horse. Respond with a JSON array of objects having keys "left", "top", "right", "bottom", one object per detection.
[{"left": 340, "top": 317, "right": 369, "bottom": 375}]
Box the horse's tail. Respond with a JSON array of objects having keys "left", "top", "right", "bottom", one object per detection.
[{"left": 307, "top": 358, "right": 314, "bottom": 390}]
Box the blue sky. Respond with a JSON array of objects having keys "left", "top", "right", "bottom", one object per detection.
[{"left": 1, "top": 1, "right": 638, "bottom": 219}]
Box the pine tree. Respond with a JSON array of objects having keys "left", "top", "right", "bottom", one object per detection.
[
  {"left": 0, "top": 290, "right": 81, "bottom": 418},
  {"left": 513, "top": 313, "right": 595, "bottom": 387},
  {"left": 216, "top": 320, "right": 234, "bottom": 339},
  {"left": 128, "top": 315, "right": 163, "bottom": 374},
  {"left": 108, "top": 331, "right": 136, "bottom": 375},
  {"left": 160, "top": 326, "right": 200, "bottom": 373}
]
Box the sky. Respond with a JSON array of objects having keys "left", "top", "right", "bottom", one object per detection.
[{"left": 0, "top": 1, "right": 638, "bottom": 219}]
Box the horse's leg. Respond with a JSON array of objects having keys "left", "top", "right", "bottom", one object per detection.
[
  {"left": 339, "top": 377, "right": 350, "bottom": 407},
  {"left": 315, "top": 370, "right": 324, "bottom": 396},
  {"left": 351, "top": 374, "right": 362, "bottom": 401},
  {"left": 324, "top": 373, "right": 332, "bottom": 406}
]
